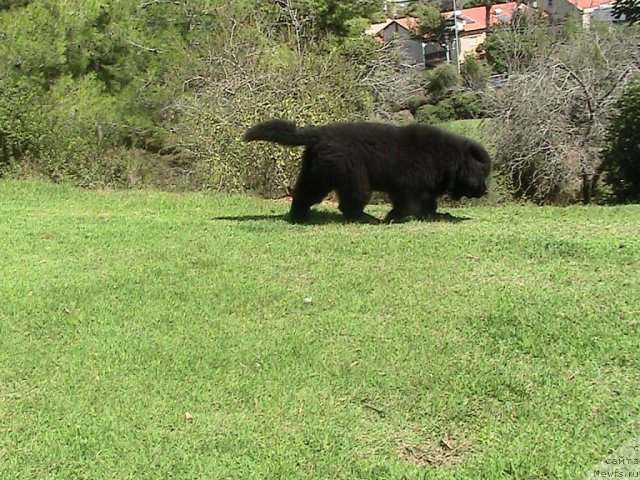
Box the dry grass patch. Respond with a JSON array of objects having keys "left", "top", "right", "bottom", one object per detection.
[{"left": 397, "top": 429, "right": 475, "bottom": 468}]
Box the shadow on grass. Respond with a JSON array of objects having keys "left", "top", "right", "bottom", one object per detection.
[
  {"left": 420, "top": 212, "right": 472, "bottom": 224},
  {"left": 213, "top": 210, "right": 472, "bottom": 225},
  {"left": 212, "top": 210, "right": 345, "bottom": 225}
]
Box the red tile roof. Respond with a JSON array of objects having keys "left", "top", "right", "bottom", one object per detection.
[
  {"left": 365, "top": 17, "right": 419, "bottom": 36},
  {"left": 443, "top": 2, "right": 524, "bottom": 33},
  {"left": 567, "top": 0, "right": 612, "bottom": 9},
  {"left": 367, "top": 3, "right": 523, "bottom": 39},
  {"left": 365, "top": 20, "right": 394, "bottom": 36},
  {"left": 395, "top": 16, "right": 420, "bottom": 31}
]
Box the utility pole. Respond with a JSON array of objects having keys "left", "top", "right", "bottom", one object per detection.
[{"left": 452, "top": 0, "right": 462, "bottom": 74}]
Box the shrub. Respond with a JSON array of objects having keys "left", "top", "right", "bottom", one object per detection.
[
  {"left": 601, "top": 77, "right": 640, "bottom": 202},
  {"left": 488, "top": 26, "right": 639, "bottom": 204},
  {"left": 425, "top": 63, "right": 460, "bottom": 101},
  {"left": 0, "top": 78, "right": 49, "bottom": 173},
  {"left": 415, "top": 102, "right": 455, "bottom": 124},
  {"left": 445, "top": 91, "right": 485, "bottom": 120},
  {"left": 405, "top": 95, "right": 430, "bottom": 114},
  {"left": 171, "top": 38, "right": 377, "bottom": 196},
  {"left": 460, "top": 56, "right": 491, "bottom": 91}
]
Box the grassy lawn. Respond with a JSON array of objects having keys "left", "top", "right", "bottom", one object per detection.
[{"left": 1, "top": 179, "right": 638, "bottom": 479}]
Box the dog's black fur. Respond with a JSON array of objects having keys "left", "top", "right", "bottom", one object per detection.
[{"left": 244, "top": 119, "right": 491, "bottom": 223}]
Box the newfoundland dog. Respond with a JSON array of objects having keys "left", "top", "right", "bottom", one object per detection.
[{"left": 244, "top": 119, "right": 491, "bottom": 223}]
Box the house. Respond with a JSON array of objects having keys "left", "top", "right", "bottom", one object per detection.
[
  {"left": 366, "top": 3, "right": 525, "bottom": 68},
  {"left": 536, "top": 0, "right": 618, "bottom": 27},
  {"left": 365, "top": 17, "right": 427, "bottom": 67},
  {"left": 441, "top": 2, "right": 526, "bottom": 64}
]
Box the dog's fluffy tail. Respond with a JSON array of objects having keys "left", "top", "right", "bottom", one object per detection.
[{"left": 243, "top": 119, "right": 318, "bottom": 146}]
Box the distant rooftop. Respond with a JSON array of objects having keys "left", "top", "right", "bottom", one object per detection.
[
  {"left": 368, "top": 2, "right": 524, "bottom": 38},
  {"left": 566, "top": 0, "right": 613, "bottom": 10},
  {"left": 443, "top": 2, "right": 525, "bottom": 33}
]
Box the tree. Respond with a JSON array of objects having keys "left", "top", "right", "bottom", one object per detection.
[
  {"left": 405, "top": 1, "right": 444, "bottom": 36},
  {"left": 0, "top": 0, "right": 413, "bottom": 190},
  {"left": 460, "top": 55, "right": 490, "bottom": 91},
  {"left": 0, "top": 0, "right": 250, "bottom": 183},
  {"left": 478, "top": 10, "right": 551, "bottom": 74},
  {"left": 613, "top": 0, "right": 640, "bottom": 24},
  {"left": 425, "top": 63, "right": 460, "bottom": 100},
  {"left": 0, "top": 0, "right": 30, "bottom": 10},
  {"left": 489, "top": 24, "right": 639, "bottom": 204},
  {"left": 276, "top": 0, "right": 384, "bottom": 38},
  {"left": 601, "top": 78, "right": 640, "bottom": 202}
]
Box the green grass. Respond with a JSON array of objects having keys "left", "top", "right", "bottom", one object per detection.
[
  {"left": 441, "top": 118, "right": 490, "bottom": 140},
  {"left": 1, "top": 179, "right": 639, "bottom": 479}
]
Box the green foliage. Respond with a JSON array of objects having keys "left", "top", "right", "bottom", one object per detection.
[
  {"left": 415, "top": 102, "right": 455, "bottom": 124},
  {"left": 0, "top": 78, "right": 48, "bottom": 172},
  {"left": 463, "top": 0, "right": 513, "bottom": 7},
  {"left": 412, "top": 2, "right": 444, "bottom": 36},
  {"left": 479, "top": 34, "right": 508, "bottom": 74},
  {"left": 425, "top": 63, "right": 460, "bottom": 100},
  {"left": 175, "top": 45, "right": 375, "bottom": 196},
  {"left": 0, "top": 0, "right": 384, "bottom": 188},
  {"left": 446, "top": 91, "right": 486, "bottom": 119},
  {"left": 405, "top": 95, "right": 430, "bottom": 114},
  {"left": 561, "top": 16, "right": 583, "bottom": 41},
  {"left": 602, "top": 77, "right": 640, "bottom": 202},
  {"left": 0, "top": 0, "right": 196, "bottom": 184},
  {"left": 416, "top": 60, "right": 486, "bottom": 126},
  {"left": 288, "top": 0, "right": 384, "bottom": 36},
  {"left": 0, "top": 1, "right": 66, "bottom": 80},
  {"left": 0, "top": 0, "right": 393, "bottom": 190},
  {"left": 343, "top": 17, "right": 372, "bottom": 37},
  {"left": 479, "top": 11, "right": 551, "bottom": 74},
  {"left": 0, "top": 0, "right": 30, "bottom": 9},
  {"left": 415, "top": 91, "right": 485, "bottom": 124},
  {"left": 460, "top": 56, "right": 491, "bottom": 91}
]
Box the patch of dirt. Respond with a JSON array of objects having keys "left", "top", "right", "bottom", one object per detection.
[{"left": 397, "top": 431, "right": 474, "bottom": 467}]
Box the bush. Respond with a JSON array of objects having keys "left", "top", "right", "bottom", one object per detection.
[
  {"left": 415, "top": 102, "right": 455, "bottom": 124},
  {"left": 487, "top": 26, "right": 639, "bottom": 204},
  {"left": 446, "top": 91, "right": 485, "bottom": 120},
  {"left": 0, "top": 78, "right": 49, "bottom": 173},
  {"left": 425, "top": 63, "right": 460, "bottom": 101},
  {"left": 479, "top": 11, "right": 551, "bottom": 74},
  {"left": 171, "top": 29, "right": 378, "bottom": 196},
  {"left": 0, "top": 1, "right": 415, "bottom": 193},
  {"left": 460, "top": 56, "right": 491, "bottom": 91},
  {"left": 602, "top": 77, "right": 640, "bottom": 203},
  {"left": 414, "top": 91, "right": 484, "bottom": 125},
  {"left": 405, "top": 95, "right": 430, "bottom": 114}
]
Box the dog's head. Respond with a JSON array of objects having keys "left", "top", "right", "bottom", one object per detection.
[{"left": 448, "top": 142, "right": 492, "bottom": 200}]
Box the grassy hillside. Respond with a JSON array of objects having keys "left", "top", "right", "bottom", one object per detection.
[{"left": 1, "top": 180, "right": 638, "bottom": 479}]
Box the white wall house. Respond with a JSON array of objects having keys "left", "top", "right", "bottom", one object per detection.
[{"left": 536, "top": 0, "right": 617, "bottom": 27}]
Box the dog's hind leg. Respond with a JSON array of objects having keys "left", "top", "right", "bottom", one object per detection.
[
  {"left": 290, "top": 181, "right": 332, "bottom": 223},
  {"left": 385, "top": 192, "right": 421, "bottom": 223},
  {"left": 289, "top": 152, "right": 332, "bottom": 223},
  {"left": 417, "top": 197, "right": 437, "bottom": 220},
  {"left": 336, "top": 183, "right": 380, "bottom": 224}
]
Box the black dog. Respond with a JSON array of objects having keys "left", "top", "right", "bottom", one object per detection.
[{"left": 244, "top": 119, "right": 491, "bottom": 223}]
